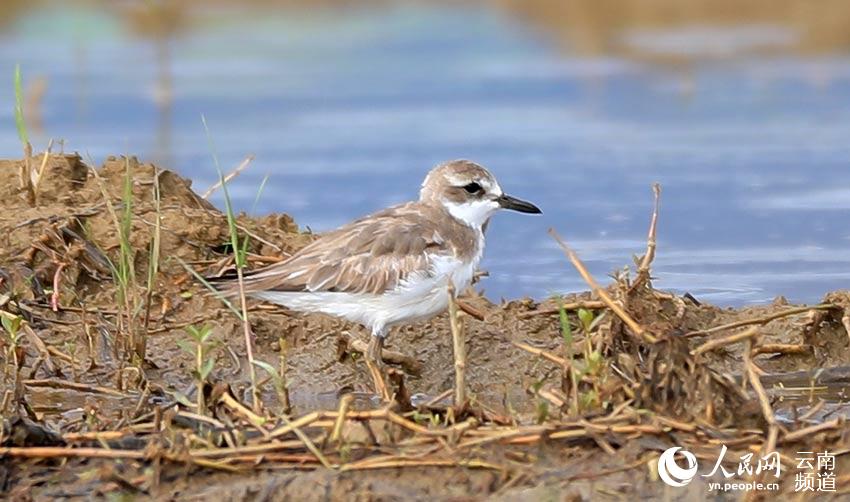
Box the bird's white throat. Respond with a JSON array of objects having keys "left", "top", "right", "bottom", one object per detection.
[{"left": 442, "top": 199, "right": 500, "bottom": 229}]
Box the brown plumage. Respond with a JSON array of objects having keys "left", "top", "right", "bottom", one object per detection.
[{"left": 221, "top": 201, "right": 479, "bottom": 296}]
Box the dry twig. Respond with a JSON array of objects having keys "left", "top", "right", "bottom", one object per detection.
[
  {"left": 685, "top": 304, "right": 836, "bottom": 337},
  {"left": 517, "top": 300, "right": 606, "bottom": 319},
  {"left": 201, "top": 155, "right": 254, "bottom": 199},
  {"left": 691, "top": 325, "right": 761, "bottom": 356},
  {"left": 631, "top": 183, "right": 661, "bottom": 292},
  {"left": 784, "top": 418, "right": 842, "bottom": 442},
  {"left": 23, "top": 378, "right": 127, "bottom": 397},
  {"left": 752, "top": 344, "right": 808, "bottom": 356},
  {"left": 447, "top": 281, "right": 467, "bottom": 409}
]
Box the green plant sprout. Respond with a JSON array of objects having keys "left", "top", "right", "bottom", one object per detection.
[
  {"left": 2, "top": 313, "right": 24, "bottom": 379},
  {"left": 178, "top": 324, "right": 217, "bottom": 415}
]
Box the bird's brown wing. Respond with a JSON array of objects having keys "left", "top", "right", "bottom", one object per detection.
[{"left": 222, "top": 204, "right": 449, "bottom": 296}]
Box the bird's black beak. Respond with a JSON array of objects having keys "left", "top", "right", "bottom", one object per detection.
[{"left": 497, "top": 194, "right": 542, "bottom": 214}]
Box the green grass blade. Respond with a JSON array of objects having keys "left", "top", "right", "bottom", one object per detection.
[
  {"left": 120, "top": 156, "right": 136, "bottom": 292},
  {"left": 250, "top": 174, "right": 270, "bottom": 215},
  {"left": 558, "top": 301, "right": 573, "bottom": 351},
  {"left": 240, "top": 174, "right": 270, "bottom": 258},
  {"left": 201, "top": 115, "right": 243, "bottom": 268},
  {"left": 13, "top": 64, "right": 28, "bottom": 145},
  {"left": 146, "top": 170, "right": 162, "bottom": 292},
  {"left": 84, "top": 152, "right": 125, "bottom": 291}
]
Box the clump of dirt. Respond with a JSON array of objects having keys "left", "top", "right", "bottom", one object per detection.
[{"left": 3, "top": 154, "right": 850, "bottom": 500}]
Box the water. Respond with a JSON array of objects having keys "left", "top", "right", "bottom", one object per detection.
[{"left": 2, "top": 2, "right": 850, "bottom": 305}]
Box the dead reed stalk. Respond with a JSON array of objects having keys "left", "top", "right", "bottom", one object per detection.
[
  {"left": 140, "top": 168, "right": 162, "bottom": 359},
  {"left": 631, "top": 183, "right": 661, "bottom": 292},
  {"left": 201, "top": 155, "right": 255, "bottom": 199},
  {"left": 685, "top": 304, "right": 836, "bottom": 337},
  {"left": 517, "top": 300, "right": 606, "bottom": 319},
  {"left": 691, "top": 325, "right": 761, "bottom": 356},
  {"left": 234, "top": 267, "right": 261, "bottom": 412},
  {"left": 447, "top": 281, "right": 467, "bottom": 409}
]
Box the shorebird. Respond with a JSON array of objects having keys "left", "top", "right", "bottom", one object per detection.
[{"left": 212, "top": 160, "right": 541, "bottom": 400}]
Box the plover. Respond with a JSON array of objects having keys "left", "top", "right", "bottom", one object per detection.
[{"left": 213, "top": 160, "right": 541, "bottom": 399}]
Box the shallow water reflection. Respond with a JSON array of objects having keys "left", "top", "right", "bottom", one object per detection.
[{"left": 2, "top": 2, "right": 850, "bottom": 305}]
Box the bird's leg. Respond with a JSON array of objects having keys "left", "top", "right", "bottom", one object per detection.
[{"left": 365, "top": 334, "right": 391, "bottom": 401}]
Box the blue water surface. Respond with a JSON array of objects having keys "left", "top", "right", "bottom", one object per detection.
[{"left": 2, "top": 3, "right": 850, "bottom": 304}]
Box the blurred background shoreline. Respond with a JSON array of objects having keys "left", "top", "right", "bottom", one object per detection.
[{"left": 3, "top": 0, "right": 850, "bottom": 305}]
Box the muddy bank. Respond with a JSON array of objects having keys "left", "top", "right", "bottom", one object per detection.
[{"left": 2, "top": 153, "right": 850, "bottom": 500}]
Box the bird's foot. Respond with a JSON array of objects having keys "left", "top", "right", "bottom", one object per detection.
[{"left": 336, "top": 331, "right": 422, "bottom": 376}]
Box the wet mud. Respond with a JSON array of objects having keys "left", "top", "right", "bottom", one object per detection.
[{"left": 2, "top": 154, "right": 850, "bottom": 500}]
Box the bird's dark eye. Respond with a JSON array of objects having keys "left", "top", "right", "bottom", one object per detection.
[{"left": 463, "top": 182, "right": 482, "bottom": 194}]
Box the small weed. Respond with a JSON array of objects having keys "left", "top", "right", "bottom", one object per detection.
[
  {"left": 117, "top": 156, "right": 137, "bottom": 307},
  {"left": 556, "top": 302, "right": 605, "bottom": 413},
  {"left": 531, "top": 377, "right": 550, "bottom": 423},
  {"left": 1, "top": 313, "right": 24, "bottom": 379},
  {"left": 178, "top": 324, "right": 217, "bottom": 415},
  {"left": 558, "top": 300, "right": 578, "bottom": 415},
  {"left": 411, "top": 410, "right": 428, "bottom": 425},
  {"left": 277, "top": 335, "right": 291, "bottom": 413},
  {"left": 577, "top": 308, "right": 594, "bottom": 333},
  {"left": 558, "top": 301, "right": 574, "bottom": 358},
  {"left": 86, "top": 154, "right": 138, "bottom": 363},
  {"left": 251, "top": 359, "right": 288, "bottom": 414}
]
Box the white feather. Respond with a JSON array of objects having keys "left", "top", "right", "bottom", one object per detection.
[{"left": 442, "top": 199, "right": 500, "bottom": 229}]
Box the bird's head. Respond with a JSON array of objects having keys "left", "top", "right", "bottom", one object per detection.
[{"left": 420, "top": 159, "right": 541, "bottom": 229}]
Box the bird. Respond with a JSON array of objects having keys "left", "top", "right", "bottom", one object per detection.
[{"left": 211, "top": 160, "right": 541, "bottom": 400}]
